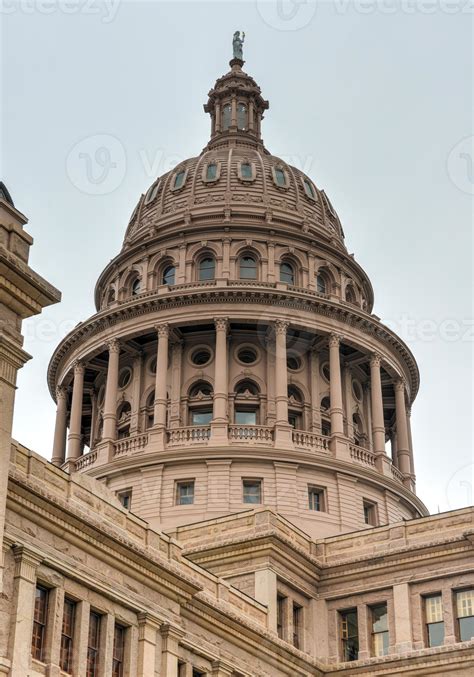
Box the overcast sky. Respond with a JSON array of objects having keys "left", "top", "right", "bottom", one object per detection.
[{"left": 2, "top": 1, "right": 472, "bottom": 515}]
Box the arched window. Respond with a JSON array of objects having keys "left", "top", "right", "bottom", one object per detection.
[
  {"left": 131, "top": 278, "right": 141, "bottom": 296},
  {"left": 303, "top": 178, "right": 315, "bottom": 199},
  {"left": 199, "top": 256, "right": 215, "bottom": 281},
  {"left": 206, "top": 163, "right": 217, "bottom": 181},
  {"left": 345, "top": 285, "right": 356, "bottom": 304},
  {"left": 321, "top": 396, "right": 331, "bottom": 437},
  {"left": 239, "top": 255, "right": 257, "bottom": 280},
  {"left": 222, "top": 104, "right": 231, "bottom": 131},
  {"left": 237, "top": 103, "right": 247, "bottom": 130},
  {"left": 280, "top": 261, "right": 295, "bottom": 285},
  {"left": 162, "top": 265, "right": 176, "bottom": 286},
  {"left": 117, "top": 401, "right": 131, "bottom": 439},
  {"left": 234, "top": 380, "right": 260, "bottom": 429},
  {"left": 174, "top": 170, "right": 186, "bottom": 189},
  {"left": 146, "top": 390, "right": 155, "bottom": 429},
  {"left": 188, "top": 381, "right": 213, "bottom": 427},
  {"left": 288, "top": 385, "right": 304, "bottom": 429},
  {"left": 353, "top": 414, "right": 364, "bottom": 446},
  {"left": 106, "top": 288, "right": 115, "bottom": 305},
  {"left": 316, "top": 274, "right": 327, "bottom": 294}
]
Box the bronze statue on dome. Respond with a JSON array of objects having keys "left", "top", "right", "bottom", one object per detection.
[{"left": 233, "top": 31, "right": 245, "bottom": 60}]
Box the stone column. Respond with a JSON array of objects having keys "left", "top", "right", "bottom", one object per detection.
[
  {"left": 392, "top": 582, "right": 413, "bottom": 654},
  {"left": 310, "top": 349, "right": 321, "bottom": 432},
  {"left": 169, "top": 341, "right": 183, "bottom": 429},
  {"left": 274, "top": 320, "right": 292, "bottom": 447},
  {"left": 89, "top": 389, "right": 98, "bottom": 449},
  {"left": 343, "top": 365, "right": 353, "bottom": 440},
  {"left": 211, "top": 660, "right": 235, "bottom": 677},
  {"left": 231, "top": 95, "right": 237, "bottom": 127},
  {"left": 177, "top": 244, "right": 186, "bottom": 284},
  {"left": 72, "top": 600, "right": 90, "bottom": 677},
  {"left": 370, "top": 353, "right": 387, "bottom": 468},
  {"left": 267, "top": 242, "right": 275, "bottom": 282},
  {"left": 363, "top": 382, "right": 373, "bottom": 449},
  {"left": 265, "top": 334, "right": 276, "bottom": 426},
  {"left": 395, "top": 378, "right": 413, "bottom": 487},
  {"left": 328, "top": 335, "right": 344, "bottom": 437},
  {"left": 102, "top": 339, "right": 120, "bottom": 442},
  {"left": 222, "top": 238, "right": 231, "bottom": 279},
  {"left": 130, "top": 352, "right": 143, "bottom": 435},
  {"left": 137, "top": 613, "right": 161, "bottom": 676},
  {"left": 248, "top": 100, "right": 255, "bottom": 132},
  {"left": 160, "top": 624, "right": 184, "bottom": 677},
  {"left": 254, "top": 568, "right": 278, "bottom": 633},
  {"left": 407, "top": 406, "right": 415, "bottom": 476},
  {"left": 8, "top": 545, "right": 42, "bottom": 677},
  {"left": 51, "top": 385, "right": 68, "bottom": 466},
  {"left": 66, "top": 361, "right": 85, "bottom": 463},
  {"left": 211, "top": 318, "right": 229, "bottom": 442},
  {"left": 154, "top": 324, "right": 170, "bottom": 427}
]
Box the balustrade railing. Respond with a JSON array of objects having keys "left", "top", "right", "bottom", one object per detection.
[
  {"left": 228, "top": 425, "right": 274, "bottom": 443},
  {"left": 167, "top": 426, "right": 211, "bottom": 445},
  {"left": 75, "top": 450, "right": 97, "bottom": 470},
  {"left": 292, "top": 430, "right": 330, "bottom": 452},
  {"left": 114, "top": 433, "right": 149, "bottom": 457},
  {"left": 349, "top": 444, "right": 376, "bottom": 467},
  {"left": 391, "top": 465, "right": 405, "bottom": 483}
]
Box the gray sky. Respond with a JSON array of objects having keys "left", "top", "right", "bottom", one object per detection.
[{"left": 2, "top": 1, "right": 472, "bottom": 515}]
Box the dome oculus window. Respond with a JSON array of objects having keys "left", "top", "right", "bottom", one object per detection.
[
  {"left": 237, "top": 347, "right": 258, "bottom": 365},
  {"left": 239, "top": 255, "right": 257, "bottom": 280},
  {"left": 237, "top": 103, "right": 247, "bottom": 130},
  {"left": 222, "top": 104, "right": 231, "bottom": 131},
  {"left": 198, "top": 257, "right": 215, "bottom": 281},
  {"left": 162, "top": 265, "right": 176, "bottom": 286},
  {"left": 173, "top": 169, "right": 186, "bottom": 190},
  {"left": 191, "top": 348, "right": 212, "bottom": 366},
  {"left": 273, "top": 167, "right": 287, "bottom": 188},
  {"left": 241, "top": 162, "right": 253, "bottom": 179},
  {"left": 118, "top": 368, "right": 132, "bottom": 389},
  {"left": 144, "top": 180, "right": 160, "bottom": 205},
  {"left": 280, "top": 261, "right": 295, "bottom": 285},
  {"left": 203, "top": 161, "right": 221, "bottom": 183},
  {"left": 303, "top": 178, "right": 316, "bottom": 199}
]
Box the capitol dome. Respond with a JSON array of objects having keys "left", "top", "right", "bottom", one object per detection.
[{"left": 48, "top": 54, "right": 426, "bottom": 539}]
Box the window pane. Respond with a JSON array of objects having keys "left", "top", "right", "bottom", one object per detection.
[
  {"left": 237, "top": 103, "right": 247, "bottom": 130},
  {"left": 275, "top": 168, "right": 286, "bottom": 186},
  {"left": 372, "top": 604, "right": 388, "bottom": 632},
  {"left": 459, "top": 616, "right": 474, "bottom": 641},
  {"left": 316, "top": 274, "right": 326, "bottom": 293},
  {"left": 199, "top": 257, "right": 215, "bottom": 281},
  {"left": 191, "top": 411, "right": 212, "bottom": 425},
  {"left": 241, "top": 163, "right": 252, "bottom": 179},
  {"left": 240, "top": 256, "right": 257, "bottom": 279},
  {"left": 426, "top": 595, "right": 443, "bottom": 623},
  {"left": 206, "top": 163, "right": 217, "bottom": 180},
  {"left": 222, "top": 104, "right": 231, "bottom": 130},
  {"left": 243, "top": 481, "right": 261, "bottom": 504},
  {"left": 427, "top": 621, "right": 445, "bottom": 647},
  {"left": 174, "top": 170, "right": 185, "bottom": 189},
  {"left": 373, "top": 630, "right": 389, "bottom": 657},
  {"left": 280, "top": 262, "right": 294, "bottom": 284},
  {"left": 235, "top": 410, "right": 257, "bottom": 425},
  {"left": 162, "top": 265, "right": 175, "bottom": 285},
  {"left": 112, "top": 625, "right": 125, "bottom": 677},
  {"left": 308, "top": 488, "right": 321, "bottom": 511},
  {"left": 60, "top": 599, "right": 76, "bottom": 673},
  {"left": 341, "top": 609, "right": 359, "bottom": 661},
  {"left": 131, "top": 278, "right": 141, "bottom": 295},
  {"left": 177, "top": 481, "right": 195, "bottom": 505},
  {"left": 457, "top": 590, "right": 474, "bottom": 618},
  {"left": 304, "top": 179, "right": 315, "bottom": 198},
  {"left": 32, "top": 586, "right": 48, "bottom": 661}
]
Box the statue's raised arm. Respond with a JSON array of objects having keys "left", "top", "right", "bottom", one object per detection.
[{"left": 232, "top": 31, "right": 245, "bottom": 61}]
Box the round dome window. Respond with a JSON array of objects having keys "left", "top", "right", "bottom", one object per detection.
[
  {"left": 237, "top": 347, "right": 258, "bottom": 365},
  {"left": 191, "top": 348, "right": 211, "bottom": 366},
  {"left": 118, "top": 367, "right": 132, "bottom": 389},
  {"left": 352, "top": 380, "right": 363, "bottom": 402},
  {"left": 321, "top": 362, "right": 330, "bottom": 383},
  {"left": 287, "top": 355, "right": 301, "bottom": 371}
]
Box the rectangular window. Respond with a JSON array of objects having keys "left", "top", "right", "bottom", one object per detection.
[
  {"left": 176, "top": 480, "right": 195, "bottom": 505},
  {"left": 340, "top": 608, "right": 359, "bottom": 662},
  {"left": 371, "top": 603, "right": 389, "bottom": 657},
  {"left": 456, "top": 589, "right": 474, "bottom": 641},
  {"left": 308, "top": 486, "right": 325, "bottom": 512},
  {"left": 243, "top": 479, "right": 262, "bottom": 504},
  {"left": 60, "top": 598, "right": 76, "bottom": 673},
  {"left": 235, "top": 410, "right": 257, "bottom": 425},
  {"left": 277, "top": 595, "right": 286, "bottom": 639},
  {"left": 112, "top": 624, "right": 126, "bottom": 677},
  {"left": 31, "top": 585, "right": 49, "bottom": 661},
  {"left": 86, "top": 612, "right": 101, "bottom": 677},
  {"left": 425, "top": 594, "right": 444, "bottom": 647},
  {"left": 321, "top": 420, "right": 331, "bottom": 437},
  {"left": 241, "top": 162, "right": 253, "bottom": 179},
  {"left": 293, "top": 603, "right": 302, "bottom": 649},
  {"left": 117, "top": 490, "right": 132, "bottom": 510},
  {"left": 363, "top": 499, "right": 378, "bottom": 526},
  {"left": 191, "top": 410, "right": 212, "bottom": 425}
]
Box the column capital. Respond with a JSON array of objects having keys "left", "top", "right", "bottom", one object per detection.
[
  {"left": 12, "top": 545, "right": 42, "bottom": 582},
  {"left": 56, "top": 384, "right": 68, "bottom": 401},
  {"left": 106, "top": 338, "right": 120, "bottom": 354},
  {"left": 159, "top": 623, "right": 185, "bottom": 642},
  {"left": 395, "top": 377, "right": 407, "bottom": 393},
  {"left": 328, "top": 333, "right": 342, "bottom": 348},
  {"left": 214, "top": 317, "right": 229, "bottom": 332},
  {"left": 274, "top": 319, "right": 289, "bottom": 335},
  {"left": 370, "top": 352, "right": 382, "bottom": 368},
  {"left": 155, "top": 323, "right": 170, "bottom": 338},
  {"left": 72, "top": 360, "right": 85, "bottom": 375}
]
